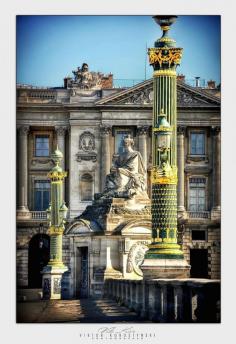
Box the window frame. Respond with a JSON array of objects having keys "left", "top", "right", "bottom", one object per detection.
[
  {"left": 189, "top": 130, "right": 206, "bottom": 156},
  {"left": 188, "top": 176, "right": 208, "bottom": 212},
  {"left": 33, "top": 179, "right": 51, "bottom": 211},
  {"left": 113, "top": 127, "right": 136, "bottom": 155},
  {"left": 191, "top": 230, "right": 207, "bottom": 241},
  {"left": 32, "top": 131, "right": 53, "bottom": 158}
]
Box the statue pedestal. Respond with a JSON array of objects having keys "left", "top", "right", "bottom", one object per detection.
[
  {"left": 104, "top": 267, "right": 122, "bottom": 279},
  {"left": 42, "top": 265, "right": 68, "bottom": 300},
  {"left": 141, "top": 258, "right": 190, "bottom": 279},
  {"left": 69, "top": 195, "right": 151, "bottom": 296}
]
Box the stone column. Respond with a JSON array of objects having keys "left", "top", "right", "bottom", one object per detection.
[
  {"left": 137, "top": 126, "right": 149, "bottom": 169},
  {"left": 212, "top": 126, "right": 221, "bottom": 212},
  {"left": 17, "top": 126, "right": 30, "bottom": 216},
  {"left": 177, "top": 126, "right": 186, "bottom": 212},
  {"left": 100, "top": 125, "right": 111, "bottom": 191},
  {"left": 55, "top": 126, "right": 67, "bottom": 198}
]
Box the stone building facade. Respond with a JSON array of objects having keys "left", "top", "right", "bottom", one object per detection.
[{"left": 16, "top": 66, "right": 220, "bottom": 298}]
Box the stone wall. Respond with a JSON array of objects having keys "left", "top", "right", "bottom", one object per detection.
[{"left": 182, "top": 226, "right": 220, "bottom": 279}]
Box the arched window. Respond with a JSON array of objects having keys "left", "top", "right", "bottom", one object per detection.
[{"left": 80, "top": 173, "right": 93, "bottom": 201}]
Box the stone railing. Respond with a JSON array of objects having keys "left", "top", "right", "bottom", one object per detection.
[
  {"left": 17, "top": 89, "right": 57, "bottom": 103},
  {"left": 28, "top": 90, "right": 56, "bottom": 99},
  {"left": 188, "top": 211, "right": 210, "bottom": 219},
  {"left": 104, "top": 278, "right": 220, "bottom": 323},
  {"left": 31, "top": 211, "right": 47, "bottom": 220}
]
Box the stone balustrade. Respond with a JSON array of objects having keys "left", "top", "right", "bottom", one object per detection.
[
  {"left": 188, "top": 211, "right": 210, "bottom": 219},
  {"left": 104, "top": 278, "right": 220, "bottom": 323},
  {"left": 31, "top": 211, "right": 47, "bottom": 220}
]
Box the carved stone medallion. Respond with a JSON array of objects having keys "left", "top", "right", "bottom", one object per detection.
[
  {"left": 127, "top": 242, "right": 149, "bottom": 276},
  {"left": 79, "top": 131, "right": 95, "bottom": 152}
]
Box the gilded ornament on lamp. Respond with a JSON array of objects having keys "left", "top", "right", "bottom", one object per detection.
[
  {"left": 161, "top": 25, "right": 170, "bottom": 31},
  {"left": 48, "top": 225, "right": 64, "bottom": 235},
  {"left": 153, "top": 69, "right": 176, "bottom": 77},
  {"left": 151, "top": 165, "right": 178, "bottom": 185},
  {"left": 153, "top": 126, "right": 173, "bottom": 132},
  {"left": 148, "top": 47, "right": 183, "bottom": 67},
  {"left": 47, "top": 170, "right": 67, "bottom": 181}
]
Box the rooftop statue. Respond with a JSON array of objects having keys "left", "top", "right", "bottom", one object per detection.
[
  {"left": 70, "top": 63, "right": 102, "bottom": 90},
  {"left": 100, "top": 135, "right": 148, "bottom": 199}
]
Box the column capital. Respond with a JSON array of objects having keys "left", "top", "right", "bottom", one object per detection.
[
  {"left": 100, "top": 125, "right": 112, "bottom": 136},
  {"left": 177, "top": 126, "right": 186, "bottom": 136},
  {"left": 55, "top": 126, "right": 68, "bottom": 136},
  {"left": 211, "top": 126, "right": 221, "bottom": 135},
  {"left": 18, "top": 125, "right": 30, "bottom": 136},
  {"left": 137, "top": 125, "right": 150, "bottom": 136}
]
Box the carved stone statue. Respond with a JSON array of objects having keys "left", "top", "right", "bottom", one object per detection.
[
  {"left": 71, "top": 63, "right": 101, "bottom": 90},
  {"left": 101, "top": 135, "right": 148, "bottom": 199}
]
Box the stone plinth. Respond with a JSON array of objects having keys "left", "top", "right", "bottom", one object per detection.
[
  {"left": 66, "top": 194, "right": 151, "bottom": 297},
  {"left": 75, "top": 195, "right": 151, "bottom": 233},
  {"left": 42, "top": 265, "right": 68, "bottom": 300},
  {"left": 141, "top": 258, "right": 190, "bottom": 279}
]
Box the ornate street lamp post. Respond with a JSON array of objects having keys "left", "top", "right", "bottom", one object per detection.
[
  {"left": 141, "top": 15, "right": 190, "bottom": 278},
  {"left": 42, "top": 147, "right": 68, "bottom": 299}
]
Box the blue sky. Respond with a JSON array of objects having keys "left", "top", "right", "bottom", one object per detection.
[{"left": 16, "top": 15, "right": 220, "bottom": 87}]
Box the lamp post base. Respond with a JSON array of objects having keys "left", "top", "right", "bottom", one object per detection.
[
  {"left": 42, "top": 265, "right": 68, "bottom": 300},
  {"left": 141, "top": 258, "right": 190, "bottom": 279}
]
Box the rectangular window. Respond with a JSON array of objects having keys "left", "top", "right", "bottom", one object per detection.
[
  {"left": 189, "top": 178, "right": 206, "bottom": 211},
  {"left": 190, "top": 132, "right": 205, "bottom": 155},
  {"left": 35, "top": 135, "right": 50, "bottom": 157},
  {"left": 34, "top": 180, "right": 50, "bottom": 211},
  {"left": 115, "top": 128, "right": 134, "bottom": 154},
  {"left": 192, "top": 230, "right": 206, "bottom": 241}
]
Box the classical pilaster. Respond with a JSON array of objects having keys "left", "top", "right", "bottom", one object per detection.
[
  {"left": 137, "top": 126, "right": 149, "bottom": 170},
  {"left": 17, "top": 125, "right": 30, "bottom": 216},
  {"left": 211, "top": 126, "right": 221, "bottom": 214},
  {"left": 100, "top": 125, "right": 111, "bottom": 191},
  {"left": 177, "top": 126, "right": 186, "bottom": 212}
]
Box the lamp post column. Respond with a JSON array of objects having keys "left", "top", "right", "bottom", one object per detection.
[
  {"left": 141, "top": 15, "right": 190, "bottom": 279},
  {"left": 42, "top": 148, "right": 68, "bottom": 300}
]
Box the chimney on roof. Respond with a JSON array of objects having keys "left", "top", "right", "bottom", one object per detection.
[
  {"left": 64, "top": 76, "right": 72, "bottom": 89},
  {"left": 101, "top": 73, "right": 113, "bottom": 89},
  {"left": 195, "top": 76, "right": 200, "bottom": 87},
  {"left": 177, "top": 74, "right": 185, "bottom": 82},
  {"left": 207, "top": 80, "right": 216, "bottom": 89}
]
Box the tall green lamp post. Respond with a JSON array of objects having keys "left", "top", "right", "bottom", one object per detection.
[
  {"left": 42, "top": 147, "right": 68, "bottom": 299},
  {"left": 141, "top": 15, "right": 190, "bottom": 279}
]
